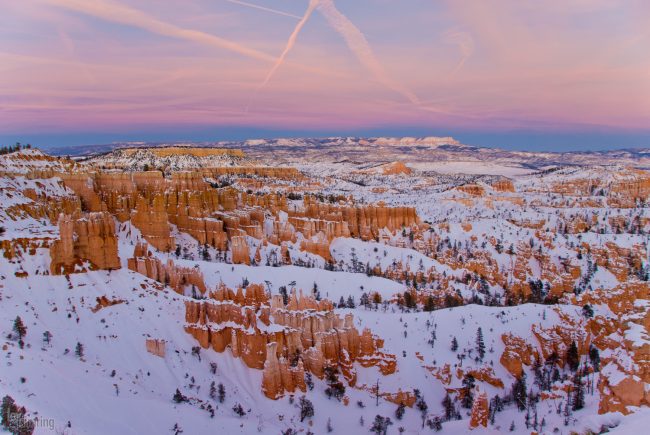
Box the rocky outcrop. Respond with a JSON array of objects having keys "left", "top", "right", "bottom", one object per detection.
[
  {"left": 261, "top": 342, "right": 307, "bottom": 399},
  {"left": 500, "top": 333, "right": 536, "bottom": 378},
  {"left": 182, "top": 284, "right": 396, "bottom": 400},
  {"left": 131, "top": 194, "right": 175, "bottom": 252},
  {"left": 145, "top": 339, "right": 166, "bottom": 357},
  {"left": 469, "top": 390, "right": 489, "bottom": 428},
  {"left": 50, "top": 212, "right": 120, "bottom": 274},
  {"left": 91, "top": 296, "right": 125, "bottom": 313},
  {"left": 127, "top": 243, "right": 206, "bottom": 294}
]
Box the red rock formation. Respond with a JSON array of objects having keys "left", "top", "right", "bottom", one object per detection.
[
  {"left": 145, "top": 339, "right": 166, "bottom": 357},
  {"left": 127, "top": 243, "right": 206, "bottom": 294},
  {"left": 91, "top": 296, "right": 125, "bottom": 313},
  {"left": 50, "top": 212, "right": 120, "bottom": 274},
  {"left": 500, "top": 333, "right": 537, "bottom": 378},
  {"left": 490, "top": 178, "right": 515, "bottom": 192},
  {"left": 469, "top": 390, "right": 489, "bottom": 429},
  {"left": 182, "top": 285, "right": 396, "bottom": 400},
  {"left": 131, "top": 194, "right": 175, "bottom": 252},
  {"left": 230, "top": 235, "right": 250, "bottom": 264}
]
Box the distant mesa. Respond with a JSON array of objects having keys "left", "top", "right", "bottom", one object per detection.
[
  {"left": 120, "top": 146, "right": 245, "bottom": 158},
  {"left": 381, "top": 161, "right": 412, "bottom": 175}
]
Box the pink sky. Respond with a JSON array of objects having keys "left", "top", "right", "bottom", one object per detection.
[{"left": 1, "top": 0, "right": 649, "bottom": 137}]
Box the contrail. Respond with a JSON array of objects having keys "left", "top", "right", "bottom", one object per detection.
[
  {"left": 43, "top": 0, "right": 277, "bottom": 63},
  {"left": 224, "top": 0, "right": 302, "bottom": 20},
  {"left": 444, "top": 30, "right": 474, "bottom": 74},
  {"left": 259, "top": 0, "right": 319, "bottom": 88},
  {"left": 316, "top": 0, "right": 420, "bottom": 104}
]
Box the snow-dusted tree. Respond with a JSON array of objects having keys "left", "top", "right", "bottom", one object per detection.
[
  {"left": 75, "top": 342, "right": 84, "bottom": 359},
  {"left": 172, "top": 389, "right": 186, "bottom": 403},
  {"left": 416, "top": 396, "right": 428, "bottom": 428},
  {"left": 572, "top": 372, "right": 585, "bottom": 411},
  {"left": 13, "top": 316, "right": 26, "bottom": 348},
  {"left": 566, "top": 341, "right": 580, "bottom": 372},
  {"left": 42, "top": 330, "right": 52, "bottom": 346},
  {"left": 218, "top": 383, "right": 226, "bottom": 403},
  {"left": 299, "top": 396, "right": 314, "bottom": 422},
  {"left": 395, "top": 402, "right": 405, "bottom": 420},
  {"left": 370, "top": 415, "right": 393, "bottom": 435},
  {"left": 512, "top": 375, "right": 527, "bottom": 411},
  {"left": 476, "top": 327, "right": 485, "bottom": 361},
  {"left": 451, "top": 337, "right": 458, "bottom": 352},
  {"left": 232, "top": 403, "right": 245, "bottom": 416}
]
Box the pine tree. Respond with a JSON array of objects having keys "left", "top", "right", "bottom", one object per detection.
[
  {"left": 75, "top": 342, "right": 84, "bottom": 359},
  {"left": 370, "top": 415, "right": 393, "bottom": 435},
  {"left": 512, "top": 375, "right": 528, "bottom": 411},
  {"left": 395, "top": 403, "right": 405, "bottom": 420},
  {"left": 346, "top": 295, "right": 355, "bottom": 309},
  {"left": 451, "top": 337, "right": 458, "bottom": 352},
  {"left": 232, "top": 403, "right": 245, "bottom": 416},
  {"left": 218, "top": 383, "right": 226, "bottom": 403},
  {"left": 13, "top": 316, "right": 26, "bottom": 348},
  {"left": 475, "top": 327, "right": 485, "bottom": 361},
  {"left": 279, "top": 286, "right": 288, "bottom": 305},
  {"left": 338, "top": 296, "right": 346, "bottom": 308},
  {"left": 209, "top": 381, "right": 216, "bottom": 400},
  {"left": 572, "top": 373, "right": 585, "bottom": 411},
  {"left": 173, "top": 389, "right": 186, "bottom": 403},
  {"left": 461, "top": 374, "right": 475, "bottom": 409},
  {"left": 324, "top": 367, "right": 345, "bottom": 401},
  {"left": 566, "top": 341, "right": 580, "bottom": 372},
  {"left": 589, "top": 345, "right": 600, "bottom": 371},
  {"left": 423, "top": 295, "right": 435, "bottom": 312},
  {"left": 442, "top": 393, "right": 455, "bottom": 421},
  {"left": 42, "top": 330, "right": 52, "bottom": 346},
  {"left": 416, "top": 396, "right": 428, "bottom": 428},
  {"left": 299, "top": 396, "right": 314, "bottom": 422}
]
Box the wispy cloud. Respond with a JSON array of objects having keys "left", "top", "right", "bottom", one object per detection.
[
  {"left": 444, "top": 30, "right": 474, "bottom": 74},
  {"left": 223, "top": 0, "right": 301, "bottom": 20},
  {"left": 259, "top": 0, "right": 319, "bottom": 88},
  {"left": 42, "top": 0, "right": 277, "bottom": 63},
  {"left": 316, "top": 0, "right": 420, "bottom": 105}
]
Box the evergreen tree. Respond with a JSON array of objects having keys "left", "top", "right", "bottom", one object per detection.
[
  {"left": 416, "top": 396, "right": 428, "bottom": 428},
  {"left": 346, "top": 295, "right": 355, "bottom": 309},
  {"left": 42, "top": 330, "right": 52, "bottom": 346},
  {"left": 218, "top": 383, "right": 226, "bottom": 403},
  {"left": 451, "top": 337, "right": 458, "bottom": 352},
  {"left": 423, "top": 295, "right": 435, "bottom": 312},
  {"left": 395, "top": 403, "right": 405, "bottom": 420},
  {"left": 232, "top": 403, "right": 245, "bottom": 416},
  {"left": 75, "top": 342, "right": 84, "bottom": 359},
  {"left": 324, "top": 367, "right": 345, "bottom": 401},
  {"left": 442, "top": 393, "right": 455, "bottom": 421},
  {"left": 572, "top": 373, "right": 585, "bottom": 411},
  {"left": 461, "top": 374, "right": 475, "bottom": 409},
  {"left": 475, "top": 327, "right": 485, "bottom": 361},
  {"left": 173, "top": 389, "right": 186, "bottom": 403},
  {"left": 370, "top": 415, "right": 393, "bottom": 435},
  {"left": 209, "top": 381, "right": 216, "bottom": 400},
  {"left": 338, "top": 296, "right": 346, "bottom": 308},
  {"left": 566, "top": 341, "right": 580, "bottom": 372},
  {"left": 279, "top": 286, "right": 288, "bottom": 305},
  {"left": 299, "top": 396, "right": 314, "bottom": 422},
  {"left": 13, "top": 316, "right": 26, "bottom": 348},
  {"left": 589, "top": 345, "right": 600, "bottom": 372},
  {"left": 512, "top": 375, "right": 528, "bottom": 411}
]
